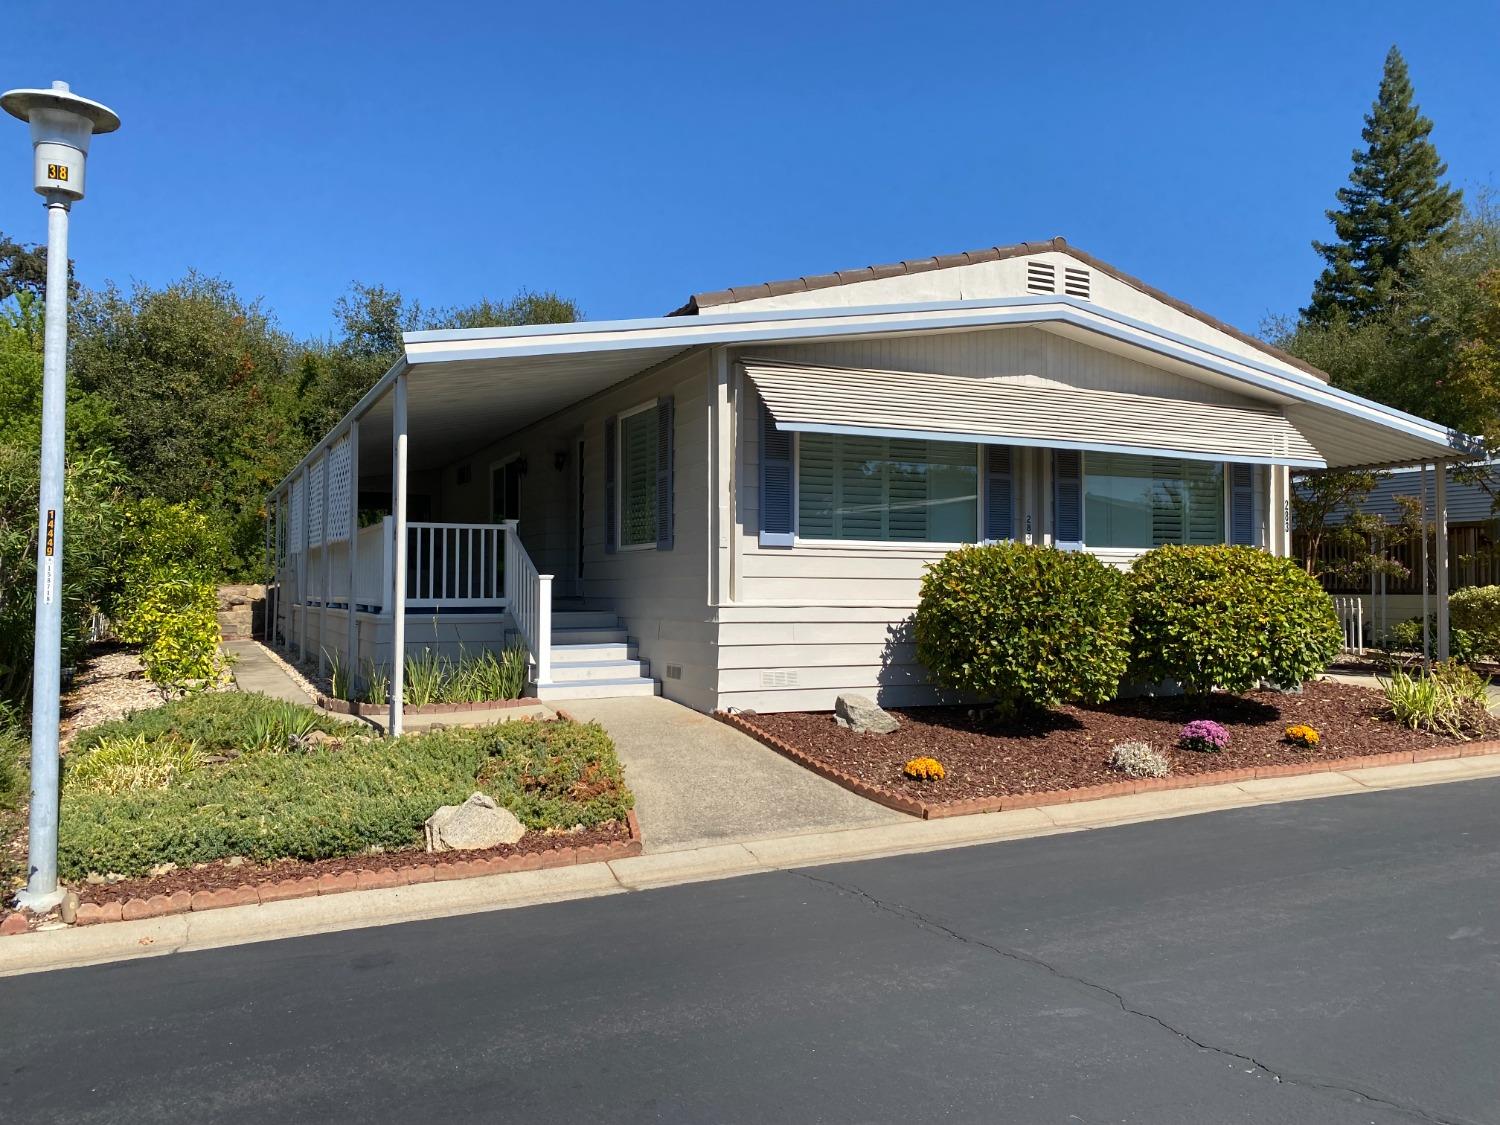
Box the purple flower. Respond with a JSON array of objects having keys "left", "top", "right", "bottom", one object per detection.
[{"left": 1178, "top": 719, "right": 1230, "bottom": 753}]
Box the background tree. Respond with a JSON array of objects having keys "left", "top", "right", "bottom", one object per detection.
[
  {"left": 1304, "top": 46, "right": 1462, "bottom": 326},
  {"left": 0, "top": 229, "right": 77, "bottom": 302}
]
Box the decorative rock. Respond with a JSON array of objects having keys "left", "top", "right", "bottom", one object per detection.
[
  {"left": 833, "top": 693, "right": 899, "bottom": 735},
  {"left": 424, "top": 792, "right": 526, "bottom": 852},
  {"left": 1, "top": 912, "right": 30, "bottom": 936},
  {"left": 59, "top": 891, "right": 79, "bottom": 925}
]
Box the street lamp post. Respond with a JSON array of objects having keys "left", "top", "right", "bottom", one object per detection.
[{"left": 1, "top": 81, "right": 119, "bottom": 911}]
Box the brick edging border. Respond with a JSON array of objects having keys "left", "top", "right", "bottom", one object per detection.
[
  {"left": 319, "top": 695, "right": 534, "bottom": 717},
  {"left": 715, "top": 710, "right": 1500, "bottom": 821},
  {"left": 0, "top": 807, "right": 643, "bottom": 936}
]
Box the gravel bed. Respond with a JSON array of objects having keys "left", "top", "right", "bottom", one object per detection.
[
  {"left": 61, "top": 646, "right": 163, "bottom": 741},
  {"left": 741, "top": 680, "right": 1497, "bottom": 805}
]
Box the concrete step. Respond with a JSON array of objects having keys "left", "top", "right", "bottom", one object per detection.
[
  {"left": 548, "top": 659, "right": 651, "bottom": 683},
  {"left": 551, "top": 627, "right": 629, "bottom": 645},
  {"left": 549, "top": 610, "right": 621, "bottom": 630},
  {"left": 549, "top": 641, "right": 637, "bottom": 663},
  {"left": 530, "top": 677, "right": 660, "bottom": 700}
]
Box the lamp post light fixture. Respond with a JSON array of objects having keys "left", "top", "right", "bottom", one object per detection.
[{"left": 1, "top": 81, "right": 119, "bottom": 911}]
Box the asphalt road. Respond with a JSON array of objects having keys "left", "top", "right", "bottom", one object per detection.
[{"left": 5, "top": 780, "right": 1500, "bottom": 1125}]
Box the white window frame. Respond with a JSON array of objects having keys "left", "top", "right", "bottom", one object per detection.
[
  {"left": 791, "top": 432, "right": 986, "bottom": 549},
  {"left": 616, "top": 399, "right": 659, "bottom": 552}
]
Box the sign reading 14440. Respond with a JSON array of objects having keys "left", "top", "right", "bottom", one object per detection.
[{"left": 46, "top": 162, "right": 69, "bottom": 182}]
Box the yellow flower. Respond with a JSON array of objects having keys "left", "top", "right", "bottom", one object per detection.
[
  {"left": 903, "top": 756, "right": 946, "bottom": 781},
  {"left": 1284, "top": 724, "right": 1320, "bottom": 749}
]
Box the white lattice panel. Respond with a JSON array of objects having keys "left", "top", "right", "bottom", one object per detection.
[
  {"left": 326, "top": 437, "right": 353, "bottom": 543},
  {"left": 309, "top": 459, "right": 326, "bottom": 548},
  {"left": 289, "top": 478, "right": 306, "bottom": 555}
]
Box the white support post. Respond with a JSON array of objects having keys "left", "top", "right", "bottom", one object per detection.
[
  {"left": 1420, "top": 464, "right": 1431, "bottom": 669},
  {"left": 1435, "top": 460, "right": 1450, "bottom": 662},
  {"left": 389, "top": 373, "right": 408, "bottom": 737},
  {"left": 345, "top": 419, "right": 360, "bottom": 684},
  {"left": 537, "top": 574, "right": 553, "bottom": 685},
  {"left": 319, "top": 453, "right": 331, "bottom": 677},
  {"left": 380, "top": 516, "right": 393, "bottom": 616},
  {"left": 501, "top": 518, "right": 519, "bottom": 603}
]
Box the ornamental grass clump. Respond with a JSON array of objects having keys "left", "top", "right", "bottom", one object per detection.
[
  {"left": 1179, "top": 719, "right": 1230, "bottom": 753},
  {"left": 1380, "top": 661, "right": 1490, "bottom": 739},
  {"left": 1107, "top": 740, "right": 1170, "bottom": 779},
  {"left": 902, "top": 756, "right": 946, "bottom": 781},
  {"left": 914, "top": 543, "right": 1131, "bottom": 717},
  {"left": 1283, "top": 723, "right": 1320, "bottom": 750}
]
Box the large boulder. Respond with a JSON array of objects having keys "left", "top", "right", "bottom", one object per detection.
[
  {"left": 424, "top": 793, "right": 526, "bottom": 852},
  {"left": 834, "top": 693, "right": 899, "bottom": 734}
]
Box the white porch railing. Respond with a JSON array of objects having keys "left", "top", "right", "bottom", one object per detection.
[
  {"left": 503, "top": 519, "right": 553, "bottom": 684},
  {"left": 350, "top": 518, "right": 509, "bottom": 612},
  {"left": 1333, "top": 595, "right": 1364, "bottom": 655}
]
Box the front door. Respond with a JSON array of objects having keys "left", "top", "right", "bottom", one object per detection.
[{"left": 490, "top": 458, "right": 521, "bottom": 524}]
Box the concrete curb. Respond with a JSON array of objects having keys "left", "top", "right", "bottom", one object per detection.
[
  {"left": 715, "top": 710, "right": 1500, "bottom": 818},
  {"left": 4, "top": 753, "right": 1500, "bottom": 978}
]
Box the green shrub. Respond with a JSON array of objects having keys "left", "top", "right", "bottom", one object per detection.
[
  {"left": 914, "top": 542, "right": 1131, "bottom": 714},
  {"left": 1380, "top": 661, "right": 1490, "bottom": 739},
  {"left": 56, "top": 694, "right": 632, "bottom": 878},
  {"left": 1383, "top": 615, "right": 1478, "bottom": 663},
  {"left": 0, "top": 710, "right": 25, "bottom": 812},
  {"left": 65, "top": 733, "right": 201, "bottom": 794},
  {"left": 1449, "top": 586, "right": 1500, "bottom": 657},
  {"left": 1127, "top": 546, "right": 1342, "bottom": 694},
  {"left": 73, "top": 692, "right": 356, "bottom": 755},
  {"left": 443, "top": 646, "right": 528, "bottom": 703}
]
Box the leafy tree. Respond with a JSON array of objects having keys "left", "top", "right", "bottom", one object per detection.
[
  {"left": 1304, "top": 47, "right": 1462, "bottom": 325},
  {"left": 0, "top": 229, "right": 77, "bottom": 302}
]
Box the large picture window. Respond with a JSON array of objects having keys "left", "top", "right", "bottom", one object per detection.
[
  {"left": 618, "top": 405, "right": 659, "bottom": 548},
  {"left": 1083, "top": 453, "right": 1224, "bottom": 548},
  {"left": 797, "top": 434, "right": 979, "bottom": 543}
]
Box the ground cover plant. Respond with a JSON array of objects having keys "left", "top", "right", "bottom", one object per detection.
[
  {"left": 332, "top": 647, "right": 529, "bottom": 706},
  {"left": 1380, "top": 661, "right": 1491, "bottom": 739},
  {"left": 55, "top": 694, "right": 631, "bottom": 879}
]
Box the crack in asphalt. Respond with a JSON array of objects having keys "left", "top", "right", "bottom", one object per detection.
[{"left": 792, "top": 869, "right": 1476, "bottom": 1125}]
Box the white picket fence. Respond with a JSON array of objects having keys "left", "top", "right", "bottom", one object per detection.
[{"left": 1333, "top": 595, "right": 1364, "bottom": 655}]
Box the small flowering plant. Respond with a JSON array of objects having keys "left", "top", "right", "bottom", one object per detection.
[
  {"left": 1283, "top": 723, "right": 1320, "bottom": 749},
  {"left": 1178, "top": 719, "right": 1231, "bottom": 753},
  {"left": 903, "top": 756, "right": 946, "bottom": 781}
]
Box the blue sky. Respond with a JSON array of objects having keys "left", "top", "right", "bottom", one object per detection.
[{"left": 2, "top": 1, "right": 1497, "bottom": 342}]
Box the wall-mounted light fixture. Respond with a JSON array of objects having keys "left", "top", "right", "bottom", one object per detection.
[{"left": 554, "top": 449, "right": 568, "bottom": 472}]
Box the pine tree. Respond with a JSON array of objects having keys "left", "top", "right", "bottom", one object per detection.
[{"left": 1304, "top": 46, "right": 1462, "bottom": 324}]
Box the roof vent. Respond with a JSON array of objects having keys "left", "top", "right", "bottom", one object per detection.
[
  {"left": 1063, "top": 266, "right": 1090, "bottom": 300},
  {"left": 1026, "top": 261, "right": 1056, "bottom": 294}
]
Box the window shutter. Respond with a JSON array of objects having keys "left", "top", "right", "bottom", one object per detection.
[
  {"left": 1229, "top": 463, "right": 1256, "bottom": 545},
  {"left": 759, "top": 397, "right": 795, "bottom": 547},
  {"left": 655, "top": 396, "right": 674, "bottom": 551},
  {"left": 604, "top": 415, "right": 617, "bottom": 555},
  {"left": 983, "top": 445, "right": 1013, "bottom": 541},
  {"left": 1053, "top": 450, "right": 1083, "bottom": 547}
]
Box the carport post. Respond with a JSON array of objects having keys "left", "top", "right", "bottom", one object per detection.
[
  {"left": 319, "top": 451, "right": 331, "bottom": 677},
  {"left": 389, "top": 374, "right": 408, "bottom": 738},
  {"left": 298, "top": 465, "right": 311, "bottom": 661},
  {"left": 1420, "top": 464, "right": 1431, "bottom": 669},
  {"left": 1435, "top": 460, "right": 1450, "bottom": 662},
  {"left": 345, "top": 418, "right": 360, "bottom": 685}
]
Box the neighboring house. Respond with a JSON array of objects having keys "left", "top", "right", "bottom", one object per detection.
[{"left": 266, "top": 237, "right": 1473, "bottom": 728}]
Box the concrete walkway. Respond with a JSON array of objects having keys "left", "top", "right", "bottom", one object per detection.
[
  {"left": 222, "top": 639, "right": 314, "bottom": 704},
  {"left": 555, "top": 696, "right": 906, "bottom": 852}
]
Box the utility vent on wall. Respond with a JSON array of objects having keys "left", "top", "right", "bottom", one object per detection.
[
  {"left": 665, "top": 663, "right": 683, "bottom": 680},
  {"left": 761, "top": 669, "right": 800, "bottom": 688},
  {"left": 1026, "top": 260, "right": 1056, "bottom": 294},
  {"left": 1063, "top": 266, "right": 1090, "bottom": 299}
]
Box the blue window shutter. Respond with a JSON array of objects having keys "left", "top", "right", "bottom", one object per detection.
[
  {"left": 1229, "top": 463, "right": 1255, "bottom": 545},
  {"left": 759, "top": 397, "right": 795, "bottom": 547},
  {"left": 604, "top": 415, "right": 617, "bottom": 555},
  {"left": 1053, "top": 450, "right": 1083, "bottom": 547},
  {"left": 655, "top": 396, "right": 675, "bottom": 551},
  {"left": 983, "top": 445, "right": 1013, "bottom": 541}
]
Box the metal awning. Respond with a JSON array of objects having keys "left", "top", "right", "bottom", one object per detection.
[{"left": 742, "top": 358, "right": 1327, "bottom": 467}]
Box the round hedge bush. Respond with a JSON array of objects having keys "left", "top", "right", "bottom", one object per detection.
[
  {"left": 1126, "top": 545, "right": 1341, "bottom": 694},
  {"left": 914, "top": 542, "right": 1131, "bottom": 714}
]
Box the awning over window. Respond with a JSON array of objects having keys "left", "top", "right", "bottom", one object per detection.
[{"left": 741, "top": 358, "right": 1326, "bottom": 468}]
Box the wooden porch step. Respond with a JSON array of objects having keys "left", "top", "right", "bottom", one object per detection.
[
  {"left": 530, "top": 677, "right": 660, "bottom": 700},
  {"left": 549, "top": 641, "right": 637, "bottom": 663},
  {"left": 548, "top": 659, "right": 651, "bottom": 683},
  {"left": 550, "top": 610, "right": 622, "bottom": 629},
  {"left": 551, "top": 627, "right": 629, "bottom": 645}
]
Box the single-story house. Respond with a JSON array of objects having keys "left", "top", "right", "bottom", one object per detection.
[{"left": 266, "top": 237, "right": 1477, "bottom": 733}]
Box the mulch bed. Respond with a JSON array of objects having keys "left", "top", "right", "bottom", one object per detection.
[
  {"left": 72, "top": 820, "right": 633, "bottom": 908},
  {"left": 735, "top": 680, "right": 1499, "bottom": 810}
]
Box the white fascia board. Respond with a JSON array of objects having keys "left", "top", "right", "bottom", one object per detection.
[
  {"left": 402, "top": 294, "right": 1470, "bottom": 456},
  {"left": 268, "top": 356, "right": 408, "bottom": 499}
]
